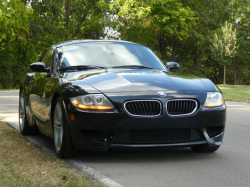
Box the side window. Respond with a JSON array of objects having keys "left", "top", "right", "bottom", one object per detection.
[
  {"left": 41, "top": 49, "right": 53, "bottom": 68},
  {"left": 53, "top": 49, "right": 59, "bottom": 75}
]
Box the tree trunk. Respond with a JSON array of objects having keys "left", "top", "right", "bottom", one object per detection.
[
  {"left": 171, "top": 36, "right": 176, "bottom": 61},
  {"left": 234, "top": 70, "right": 236, "bottom": 85},
  {"left": 223, "top": 64, "right": 226, "bottom": 84},
  {"left": 64, "top": 0, "right": 69, "bottom": 40},
  {"left": 159, "top": 39, "right": 167, "bottom": 61},
  {"left": 72, "top": 12, "right": 89, "bottom": 39}
]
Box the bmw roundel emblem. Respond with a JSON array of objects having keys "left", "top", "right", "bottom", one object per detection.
[{"left": 158, "top": 91, "right": 166, "bottom": 97}]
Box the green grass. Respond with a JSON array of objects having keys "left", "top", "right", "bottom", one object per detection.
[
  {"left": 217, "top": 85, "right": 250, "bottom": 103},
  {"left": 0, "top": 120, "right": 100, "bottom": 187}
]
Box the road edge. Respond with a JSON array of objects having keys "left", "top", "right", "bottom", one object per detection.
[{"left": 2, "top": 119, "right": 123, "bottom": 187}]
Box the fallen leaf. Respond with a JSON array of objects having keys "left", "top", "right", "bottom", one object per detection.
[{"left": 61, "top": 176, "right": 67, "bottom": 180}]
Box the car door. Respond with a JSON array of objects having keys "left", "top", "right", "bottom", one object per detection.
[
  {"left": 42, "top": 48, "right": 61, "bottom": 137},
  {"left": 30, "top": 49, "right": 53, "bottom": 128}
]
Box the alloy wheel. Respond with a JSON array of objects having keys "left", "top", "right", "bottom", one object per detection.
[
  {"left": 19, "top": 91, "right": 25, "bottom": 131},
  {"left": 54, "top": 103, "right": 64, "bottom": 152}
]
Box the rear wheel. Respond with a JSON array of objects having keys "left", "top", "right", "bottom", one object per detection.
[
  {"left": 53, "top": 98, "right": 78, "bottom": 158},
  {"left": 19, "top": 89, "right": 33, "bottom": 135},
  {"left": 191, "top": 144, "right": 220, "bottom": 153}
]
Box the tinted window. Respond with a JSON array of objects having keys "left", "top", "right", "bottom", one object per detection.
[{"left": 57, "top": 42, "right": 165, "bottom": 70}]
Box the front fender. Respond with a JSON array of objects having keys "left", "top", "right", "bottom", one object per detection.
[{"left": 200, "top": 79, "right": 221, "bottom": 92}]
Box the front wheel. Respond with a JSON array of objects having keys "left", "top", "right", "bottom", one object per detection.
[
  {"left": 191, "top": 144, "right": 220, "bottom": 153},
  {"left": 53, "top": 98, "right": 78, "bottom": 158}
]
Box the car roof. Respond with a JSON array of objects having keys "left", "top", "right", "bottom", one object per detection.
[{"left": 52, "top": 40, "right": 139, "bottom": 48}]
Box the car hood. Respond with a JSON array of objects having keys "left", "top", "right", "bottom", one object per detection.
[{"left": 64, "top": 69, "right": 207, "bottom": 93}]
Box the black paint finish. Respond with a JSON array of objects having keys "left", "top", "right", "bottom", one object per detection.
[{"left": 21, "top": 40, "right": 226, "bottom": 151}]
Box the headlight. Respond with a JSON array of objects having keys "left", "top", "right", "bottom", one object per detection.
[
  {"left": 204, "top": 92, "right": 224, "bottom": 108},
  {"left": 70, "top": 94, "right": 115, "bottom": 111}
]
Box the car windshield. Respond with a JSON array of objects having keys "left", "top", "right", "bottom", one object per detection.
[{"left": 57, "top": 42, "right": 165, "bottom": 70}]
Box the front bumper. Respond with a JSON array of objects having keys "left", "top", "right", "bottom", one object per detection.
[
  {"left": 62, "top": 90, "right": 226, "bottom": 151},
  {"left": 71, "top": 133, "right": 223, "bottom": 152},
  {"left": 64, "top": 105, "right": 226, "bottom": 151}
]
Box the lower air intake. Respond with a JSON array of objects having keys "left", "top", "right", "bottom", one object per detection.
[{"left": 113, "top": 129, "right": 205, "bottom": 144}]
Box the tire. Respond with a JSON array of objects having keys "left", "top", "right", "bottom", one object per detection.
[
  {"left": 191, "top": 144, "right": 220, "bottom": 153},
  {"left": 19, "top": 89, "right": 33, "bottom": 135},
  {"left": 53, "top": 97, "right": 78, "bottom": 158}
]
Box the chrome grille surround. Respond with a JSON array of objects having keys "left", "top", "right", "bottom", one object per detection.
[
  {"left": 124, "top": 100, "right": 162, "bottom": 117},
  {"left": 166, "top": 99, "right": 198, "bottom": 116}
]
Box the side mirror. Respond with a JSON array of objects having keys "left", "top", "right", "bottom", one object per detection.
[
  {"left": 166, "top": 61, "right": 179, "bottom": 72},
  {"left": 30, "top": 62, "right": 50, "bottom": 73}
]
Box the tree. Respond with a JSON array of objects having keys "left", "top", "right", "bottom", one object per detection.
[
  {"left": 229, "top": 0, "right": 250, "bottom": 85},
  {"left": 0, "top": 0, "right": 111, "bottom": 88},
  {"left": 111, "top": 0, "right": 196, "bottom": 61},
  {"left": 0, "top": 0, "right": 31, "bottom": 88},
  {"left": 210, "top": 21, "right": 238, "bottom": 84},
  {"left": 178, "top": 0, "right": 233, "bottom": 80},
  {"left": 1, "top": 0, "right": 250, "bottom": 88}
]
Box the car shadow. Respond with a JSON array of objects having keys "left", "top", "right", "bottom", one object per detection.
[
  {"left": 25, "top": 133, "right": 223, "bottom": 164},
  {"left": 77, "top": 146, "right": 223, "bottom": 164}
]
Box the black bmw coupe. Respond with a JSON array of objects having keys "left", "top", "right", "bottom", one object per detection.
[{"left": 19, "top": 40, "right": 226, "bottom": 158}]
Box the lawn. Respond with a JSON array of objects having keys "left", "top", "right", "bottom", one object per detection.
[
  {"left": 0, "top": 120, "right": 99, "bottom": 187},
  {"left": 217, "top": 85, "right": 250, "bottom": 103}
]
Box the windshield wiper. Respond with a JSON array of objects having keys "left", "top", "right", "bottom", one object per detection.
[
  {"left": 111, "top": 65, "right": 154, "bottom": 69},
  {"left": 60, "top": 65, "right": 106, "bottom": 72}
]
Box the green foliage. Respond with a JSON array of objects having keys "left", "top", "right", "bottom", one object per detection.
[
  {"left": 111, "top": 0, "right": 196, "bottom": 60},
  {"left": 210, "top": 21, "right": 238, "bottom": 66},
  {"left": 0, "top": 0, "right": 110, "bottom": 88},
  {"left": 0, "top": 0, "right": 250, "bottom": 88},
  {"left": 210, "top": 21, "right": 238, "bottom": 84},
  {"left": 0, "top": 0, "right": 31, "bottom": 88},
  {"left": 174, "top": 0, "right": 234, "bottom": 82}
]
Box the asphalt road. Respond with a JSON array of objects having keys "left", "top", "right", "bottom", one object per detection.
[{"left": 1, "top": 90, "right": 250, "bottom": 187}]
